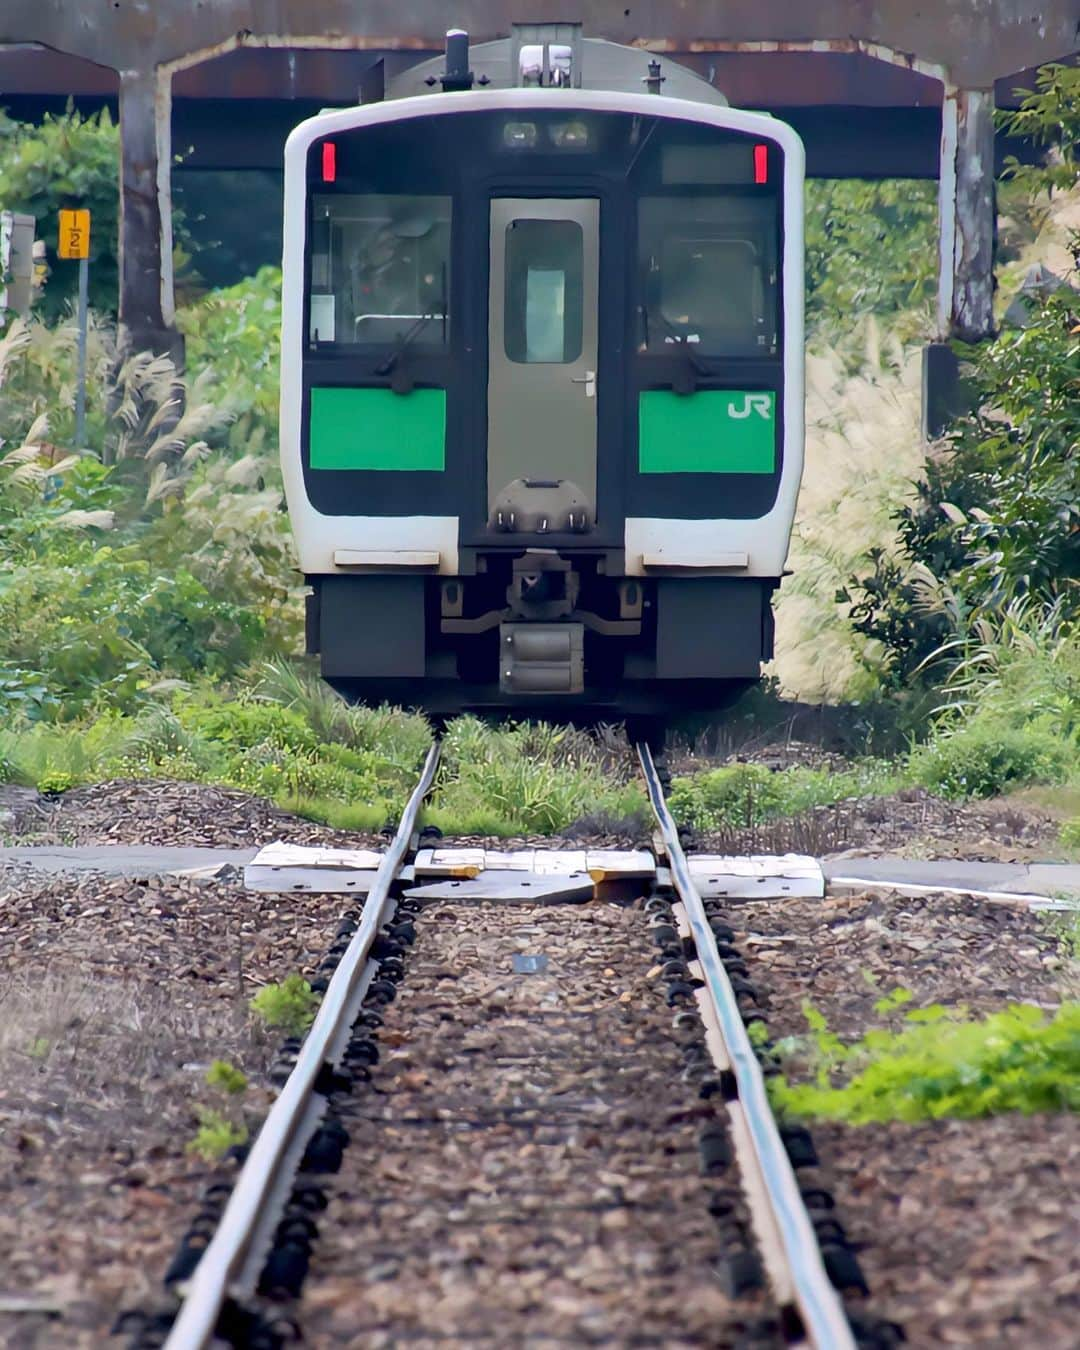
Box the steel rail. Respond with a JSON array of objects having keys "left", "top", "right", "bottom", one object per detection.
[
  {"left": 637, "top": 743, "right": 855, "bottom": 1349},
  {"left": 164, "top": 741, "right": 442, "bottom": 1350}
]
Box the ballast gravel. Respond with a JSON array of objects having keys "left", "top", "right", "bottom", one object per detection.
[
  {"left": 0, "top": 864, "right": 345, "bottom": 1348},
  {"left": 300, "top": 899, "right": 748, "bottom": 1348},
  {"left": 736, "top": 889, "right": 1079, "bottom": 1348}
]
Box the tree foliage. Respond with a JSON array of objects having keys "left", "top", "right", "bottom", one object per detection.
[
  {"left": 0, "top": 105, "right": 120, "bottom": 318},
  {"left": 845, "top": 68, "right": 1080, "bottom": 687},
  {"left": 805, "top": 179, "right": 938, "bottom": 334}
]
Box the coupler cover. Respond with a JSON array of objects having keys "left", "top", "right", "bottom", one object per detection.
[{"left": 499, "top": 623, "right": 584, "bottom": 695}]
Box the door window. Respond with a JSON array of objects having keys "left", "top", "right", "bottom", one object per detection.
[{"left": 504, "top": 218, "right": 583, "bottom": 363}]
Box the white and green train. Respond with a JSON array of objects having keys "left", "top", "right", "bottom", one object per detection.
[{"left": 281, "top": 27, "right": 805, "bottom": 726}]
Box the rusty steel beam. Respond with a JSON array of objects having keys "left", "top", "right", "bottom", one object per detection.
[{"left": 2, "top": 1, "right": 1079, "bottom": 87}]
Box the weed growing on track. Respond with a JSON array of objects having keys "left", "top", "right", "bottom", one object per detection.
[
  {"left": 770, "top": 996, "right": 1080, "bottom": 1123},
  {"left": 188, "top": 1107, "right": 248, "bottom": 1161},
  {"left": 428, "top": 716, "right": 647, "bottom": 836},
  {"left": 666, "top": 759, "right": 897, "bottom": 833},
  {"left": 250, "top": 974, "right": 318, "bottom": 1037}
]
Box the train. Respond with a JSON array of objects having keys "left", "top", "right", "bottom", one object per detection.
[{"left": 280, "top": 25, "right": 805, "bottom": 730}]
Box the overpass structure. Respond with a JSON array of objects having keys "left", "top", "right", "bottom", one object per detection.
[{"left": 1, "top": 2, "right": 1078, "bottom": 356}]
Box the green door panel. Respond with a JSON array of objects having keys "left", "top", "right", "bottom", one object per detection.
[
  {"left": 638, "top": 390, "right": 776, "bottom": 474},
  {"left": 309, "top": 387, "right": 446, "bottom": 471}
]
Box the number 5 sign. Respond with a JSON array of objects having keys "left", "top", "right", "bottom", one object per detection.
[{"left": 58, "top": 209, "right": 90, "bottom": 260}]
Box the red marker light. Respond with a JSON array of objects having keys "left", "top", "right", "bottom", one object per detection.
[
  {"left": 754, "top": 143, "right": 769, "bottom": 184},
  {"left": 322, "top": 141, "right": 337, "bottom": 182}
]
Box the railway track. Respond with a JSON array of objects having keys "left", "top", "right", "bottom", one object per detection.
[{"left": 128, "top": 741, "right": 888, "bottom": 1349}]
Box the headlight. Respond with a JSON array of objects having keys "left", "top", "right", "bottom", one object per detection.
[
  {"left": 503, "top": 121, "right": 539, "bottom": 149},
  {"left": 551, "top": 120, "right": 589, "bottom": 149}
]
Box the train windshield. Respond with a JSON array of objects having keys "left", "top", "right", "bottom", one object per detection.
[
  {"left": 638, "top": 195, "right": 779, "bottom": 357},
  {"left": 308, "top": 193, "right": 451, "bottom": 346}
]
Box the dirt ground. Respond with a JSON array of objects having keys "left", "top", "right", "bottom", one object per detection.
[
  {"left": 0, "top": 864, "right": 345, "bottom": 1348},
  {"left": 735, "top": 888, "right": 1079, "bottom": 1348},
  {"left": 0, "top": 777, "right": 1076, "bottom": 1347}
]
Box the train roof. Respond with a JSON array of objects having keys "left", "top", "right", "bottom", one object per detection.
[{"left": 386, "top": 34, "right": 728, "bottom": 107}]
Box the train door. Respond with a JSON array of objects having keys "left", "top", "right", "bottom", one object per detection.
[{"left": 486, "top": 198, "right": 599, "bottom": 519}]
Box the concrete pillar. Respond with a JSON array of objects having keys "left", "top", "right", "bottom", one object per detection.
[
  {"left": 937, "top": 86, "right": 996, "bottom": 342},
  {"left": 117, "top": 66, "right": 181, "bottom": 360}
]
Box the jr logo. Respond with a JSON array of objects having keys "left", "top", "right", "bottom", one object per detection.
[{"left": 727, "top": 394, "right": 772, "bottom": 420}]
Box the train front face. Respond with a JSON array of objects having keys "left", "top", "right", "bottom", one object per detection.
[{"left": 282, "top": 90, "right": 805, "bottom": 720}]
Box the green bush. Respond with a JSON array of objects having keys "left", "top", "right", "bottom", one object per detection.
[
  {"left": 805, "top": 179, "right": 937, "bottom": 336},
  {"left": 0, "top": 106, "right": 120, "bottom": 318},
  {"left": 430, "top": 717, "right": 645, "bottom": 835},
  {"left": 772, "top": 998, "right": 1080, "bottom": 1123},
  {"left": 187, "top": 1107, "right": 248, "bottom": 1161},
  {"left": 908, "top": 720, "right": 1073, "bottom": 799},
  {"left": 667, "top": 760, "right": 898, "bottom": 833},
  {"left": 250, "top": 975, "right": 319, "bottom": 1037},
  {"left": 178, "top": 266, "right": 281, "bottom": 432}
]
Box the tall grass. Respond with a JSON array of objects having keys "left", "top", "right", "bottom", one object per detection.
[{"left": 774, "top": 320, "right": 927, "bottom": 702}]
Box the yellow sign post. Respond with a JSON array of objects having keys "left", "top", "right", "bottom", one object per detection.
[
  {"left": 59, "top": 210, "right": 91, "bottom": 445},
  {"left": 58, "top": 208, "right": 90, "bottom": 261}
]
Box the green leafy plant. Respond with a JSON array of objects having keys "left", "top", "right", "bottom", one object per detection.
[
  {"left": 250, "top": 974, "right": 319, "bottom": 1037},
  {"left": 666, "top": 759, "right": 897, "bottom": 832},
  {"left": 908, "top": 719, "right": 1073, "bottom": 799},
  {"left": 187, "top": 1106, "right": 248, "bottom": 1161},
  {"left": 205, "top": 1059, "right": 248, "bottom": 1096},
  {"left": 805, "top": 178, "right": 937, "bottom": 337},
  {"left": 0, "top": 105, "right": 121, "bottom": 318},
  {"left": 772, "top": 999, "right": 1080, "bottom": 1122}
]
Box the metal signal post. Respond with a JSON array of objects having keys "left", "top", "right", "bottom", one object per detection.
[{"left": 59, "top": 209, "right": 90, "bottom": 447}]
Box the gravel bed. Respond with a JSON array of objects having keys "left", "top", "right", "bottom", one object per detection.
[
  {"left": 698, "top": 788, "right": 1062, "bottom": 863},
  {"left": 733, "top": 889, "right": 1079, "bottom": 1347},
  {"left": 10, "top": 779, "right": 382, "bottom": 849},
  {"left": 0, "top": 865, "right": 344, "bottom": 1348},
  {"left": 301, "top": 899, "right": 752, "bottom": 1347}
]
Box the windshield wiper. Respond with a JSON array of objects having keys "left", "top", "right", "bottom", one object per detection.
[
  {"left": 375, "top": 263, "right": 448, "bottom": 392},
  {"left": 641, "top": 303, "right": 710, "bottom": 393}
]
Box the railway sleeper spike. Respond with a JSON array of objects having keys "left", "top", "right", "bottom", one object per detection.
[
  {"left": 849, "top": 1314, "right": 907, "bottom": 1349},
  {"left": 721, "top": 957, "right": 750, "bottom": 978},
  {"left": 799, "top": 1185, "right": 836, "bottom": 1212},
  {"left": 665, "top": 978, "right": 699, "bottom": 1007},
  {"left": 344, "top": 1035, "right": 380, "bottom": 1065},
  {"left": 698, "top": 1128, "right": 733, "bottom": 1174},
  {"left": 387, "top": 919, "right": 417, "bottom": 944},
  {"left": 334, "top": 916, "right": 358, "bottom": 937},
  {"left": 300, "top": 1119, "right": 349, "bottom": 1173},
  {"left": 377, "top": 957, "right": 406, "bottom": 983},
  {"left": 728, "top": 1316, "right": 784, "bottom": 1349},
  {"left": 275, "top": 1213, "right": 320, "bottom": 1245},
  {"left": 661, "top": 957, "right": 689, "bottom": 979},
  {"left": 287, "top": 1182, "right": 329, "bottom": 1213},
  {"left": 720, "top": 1247, "right": 766, "bottom": 1298},
  {"left": 779, "top": 1124, "right": 819, "bottom": 1168},
  {"left": 709, "top": 921, "right": 737, "bottom": 944},
  {"left": 365, "top": 978, "right": 398, "bottom": 1006},
  {"left": 670, "top": 1008, "right": 699, "bottom": 1033},
  {"left": 821, "top": 1242, "right": 871, "bottom": 1295},
  {"left": 163, "top": 1236, "right": 209, "bottom": 1285},
  {"left": 258, "top": 1244, "right": 312, "bottom": 1301}
]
